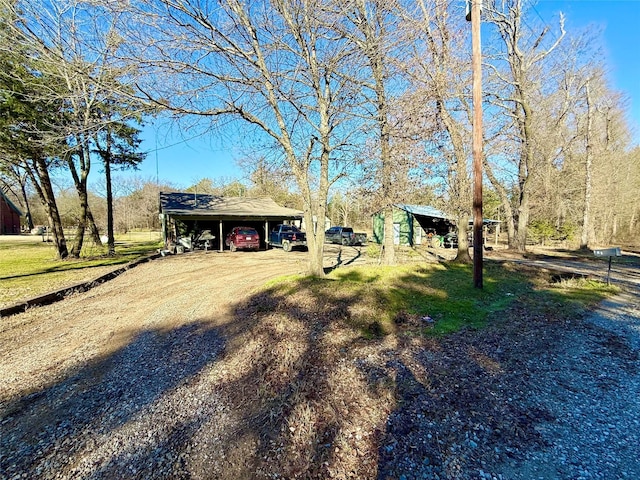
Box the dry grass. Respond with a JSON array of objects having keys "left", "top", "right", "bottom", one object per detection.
[
  {"left": 2, "top": 244, "right": 629, "bottom": 479},
  {"left": 194, "top": 261, "right": 617, "bottom": 478}
]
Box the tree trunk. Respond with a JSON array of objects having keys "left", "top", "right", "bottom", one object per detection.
[
  {"left": 69, "top": 185, "right": 88, "bottom": 258},
  {"left": 382, "top": 205, "right": 395, "bottom": 265},
  {"left": 515, "top": 189, "right": 530, "bottom": 251},
  {"left": 439, "top": 105, "right": 472, "bottom": 264},
  {"left": 302, "top": 157, "right": 329, "bottom": 277},
  {"left": 454, "top": 212, "right": 472, "bottom": 263},
  {"left": 86, "top": 207, "right": 102, "bottom": 245},
  {"left": 512, "top": 96, "right": 536, "bottom": 253},
  {"left": 304, "top": 209, "right": 325, "bottom": 276},
  {"left": 67, "top": 149, "right": 90, "bottom": 258},
  {"left": 580, "top": 80, "right": 593, "bottom": 249},
  {"left": 30, "top": 157, "right": 68, "bottom": 259},
  {"left": 67, "top": 141, "right": 101, "bottom": 257},
  {"left": 19, "top": 178, "right": 34, "bottom": 231},
  {"left": 104, "top": 149, "right": 116, "bottom": 256}
]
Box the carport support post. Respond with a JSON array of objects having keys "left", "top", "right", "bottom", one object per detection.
[{"left": 219, "top": 221, "right": 224, "bottom": 252}]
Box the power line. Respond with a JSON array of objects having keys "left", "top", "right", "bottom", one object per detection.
[
  {"left": 530, "top": 2, "right": 560, "bottom": 40},
  {"left": 141, "top": 130, "right": 211, "bottom": 155}
]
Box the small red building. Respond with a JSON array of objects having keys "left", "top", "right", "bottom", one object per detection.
[{"left": 1, "top": 190, "right": 22, "bottom": 234}]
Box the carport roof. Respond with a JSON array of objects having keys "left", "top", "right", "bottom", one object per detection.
[{"left": 159, "top": 192, "right": 303, "bottom": 219}]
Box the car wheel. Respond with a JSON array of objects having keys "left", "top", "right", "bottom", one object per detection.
[
  {"left": 230, "top": 242, "right": 237, "bottom": 252},
  {"left": 341, "top": 237, "right": 349, "bottom": 246},
  {"left": 283, "top": 240, "right": 292, "bottom": 252}
]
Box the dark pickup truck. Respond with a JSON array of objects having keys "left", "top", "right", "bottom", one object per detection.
[
  {"left": 325, "top": 226, "right": 367, "bottom": 246},
  {"left": 267, "top": 224, "right": 307, "bottom": 252}
]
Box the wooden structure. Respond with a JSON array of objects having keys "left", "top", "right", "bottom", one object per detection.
[
  {"left": 159, "top": 192, "right": 303, "bottom": 252},
  {"left": 372, "top": 204, "right": 454, "bottom": 246},
  {"left": 0, "top": 191, "right": 22, "bottom": 235}
]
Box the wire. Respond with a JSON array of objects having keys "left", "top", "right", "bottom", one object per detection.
[
  {"left": 142, "top": 130, "right": 211, "bottom": 155},
  {"left": 529, "top": 1, "right": 560, "bottom": 43}
]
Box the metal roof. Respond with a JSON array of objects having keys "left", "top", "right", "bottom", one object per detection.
[
  {"left": 395, "top": 204, "right": 452, "bottom": 220},
  {"left": 395, "top": 204, "right": 501, "bottom": 224},
  {"left": 159, "top": 192, "right": 303, "bottom": 219}
]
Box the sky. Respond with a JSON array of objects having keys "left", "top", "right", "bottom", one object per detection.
[{"left": 130, "top": 0, "right": 640, "bottom": 190}]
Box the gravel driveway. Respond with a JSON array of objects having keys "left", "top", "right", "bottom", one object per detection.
[
  {"left": 487, "top": 290, "right": 640, "bottom": 480},
  {"left": 1, "top": 247, "right": 638, "bottom": 479}
]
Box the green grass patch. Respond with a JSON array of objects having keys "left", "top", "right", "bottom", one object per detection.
[
  {"left": 259, "top": 261, "right": 617, "bottom": 338},
  {"left": 0, "top": 235, "right": 162, "bottom": 307},
  {"left": 545, "top": 278, "right": 619, "bottom": 310}
]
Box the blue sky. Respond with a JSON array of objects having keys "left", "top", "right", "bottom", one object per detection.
[
  {"left": 535, "top": 0, "right": 640, "bottom": 125},
  {"left": 131, "top": 0, "right": 640, "bottom": 189}
]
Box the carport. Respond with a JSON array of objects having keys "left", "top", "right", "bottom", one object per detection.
[{"left": 159, "top": 192, "right": 304, "bottom": 252}]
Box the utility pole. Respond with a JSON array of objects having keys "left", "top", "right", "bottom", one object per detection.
[{"left": 468, "top": 0, "right": 484, "bottom": 288}]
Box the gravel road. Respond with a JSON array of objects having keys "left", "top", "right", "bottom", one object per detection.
[
  {"left": 1, "top": 247, "right": 638, "bottom": 479},
  {"left": 486, "top": 290, "right": 640, "bottom": 480}
]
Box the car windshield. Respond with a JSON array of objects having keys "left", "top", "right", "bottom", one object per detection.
[{"left": 238, "top": 228, "right": 257, "bottom": 235}]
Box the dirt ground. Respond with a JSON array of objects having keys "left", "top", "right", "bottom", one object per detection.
[
  {"left": 1, "top": 248, "right": 311, "bottom": 399},
  {"left": 2, "top": 245, "right": 638, "bottom": 479},
  {"left": 0, "top": 241, "right": 437, "bottom": 395}
]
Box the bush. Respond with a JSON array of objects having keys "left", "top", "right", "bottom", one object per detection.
[
  {"left": 365, "top": 243, "right": 381, "bottom": 258},
  {"left": 528, "top": 220, "right": 577, "bottom": 245},
  {"left": 528, "top": 220, "right": 555, "bottom": 245}
]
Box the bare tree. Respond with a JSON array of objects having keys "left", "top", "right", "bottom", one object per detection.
[
  {"left": 484, "top": 0, "right": 565, "bottom": 251},
  {"left": 111, "top": 177, "right": 171, "bottom": 232},
  {"left": 404, "top": 0, "right": 474, "bottom": 262},
  {"left": 117, "top": 0, "right": 362, "bottom": 275},
  {"left": 333, "top": 0, "right": 408, "bottom": 264},
  {"left": 242, "top": 156, "right": 303, "bottom": 209},
  {"left": 532, "top": 54, "right": 637, "bottom": 248},
  {"left": 578, "top": 78, "right": 637, "bottom": 246}
]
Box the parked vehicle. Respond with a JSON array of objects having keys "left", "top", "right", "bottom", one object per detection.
[
  {"left": 226, "top": 226, "right": 260, "bottom": 251},
  {"left": 442, "top": 232, "right": 458, "bottom": 248},
  {"left": 354, "top": 232, "right": 367, "bottom": 245},
  {"left": 267, "top": 224, "right": 307, "bottom": 252},
  {"left": 325, "top": 226, "right": 366, "bottom": 246},
  {"left": 193, "top": 229, "right": 216, "bottom": 250}
]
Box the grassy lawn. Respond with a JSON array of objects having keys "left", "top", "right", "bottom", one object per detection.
[
  {"left": 0, "top": 233, "right": 162, "bottom": 307},
  {"left": 2, "top": 232, "right": 618, "bottom": 329},
  {"left": 261, "top": 261, "right": 619, "bottom": 338}
]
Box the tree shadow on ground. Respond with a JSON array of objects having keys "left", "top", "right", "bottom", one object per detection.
[
  {"left": 323, "top": 245, "right": 364, "bottom": 274},
  {"left": 1, "top": 321, "right": 224, "bottom": 478},
  {"left": 2, "top": 259, "right": 606, "bottom": 479}
]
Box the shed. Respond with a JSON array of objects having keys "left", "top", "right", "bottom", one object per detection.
[
  {"left": 372, "top": 204, "right": 454, "bottom": 246},
  {"left": 0, "top": 190, "right": 22, "bottom": 235},
  {"left": 159, "top": 192, "right": 303, "bottom": 252}
]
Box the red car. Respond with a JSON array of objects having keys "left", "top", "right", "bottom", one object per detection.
[{"left": 225, "top": 226, "right": 260, "bottom": 251}]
